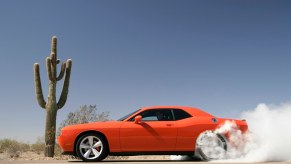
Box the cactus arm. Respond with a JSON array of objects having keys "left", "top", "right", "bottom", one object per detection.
[
  {"left": 56, "top": 62, "right": 66, "bottom": 81},
  {"left": 57, "top": 59, "right": 72, "bottom": 110},
  {"left": 34, "top": 63, "right": 47, "bottom": 109},
  {"left": 51, "top": 36, "right": 57, "bottom": 56},
  {"left": 46, "top": 57, "right": 54, "bottom": 82},
  {"left": 50, "top": 53, "right": 56, "bottom": 65}
]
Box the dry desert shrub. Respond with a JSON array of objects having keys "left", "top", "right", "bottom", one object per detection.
[
  {"left": 0, "top": 105, "right": 111, "bottom": 160},
  {"left": 30, "top": 137, "right": 45, "bottom": 155},
  {"left": 0, "top": 137, "right": 64, "bottom": 159},
  {"left": 30, "top": 137, "right": 63, "bottom": 157},
  {"left": 57, "top": 105, "right": 109, "bottom": 136},
  {"left": 0, "top": 139, "right": 30, "bottom": 158}
]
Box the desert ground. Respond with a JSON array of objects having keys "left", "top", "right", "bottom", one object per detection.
[
  {"left": 1, "top": 152, "right": 291, "bottom": 164},
  {"left": 1, "top": 159, "right": 291, "bottom": 164}
]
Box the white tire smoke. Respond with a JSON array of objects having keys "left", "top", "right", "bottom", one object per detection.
[
  {"left": 237, "top": 103, "right": 291, "bottom": 162},
  {"left": 195, "top": 131, "right": 227, "bottom": 160},
  {"left": 171, "top": 103, "right": 291, "bottom": 162},
  {"left": 213, "top": 103, "right": 291, "bottom": 162}
]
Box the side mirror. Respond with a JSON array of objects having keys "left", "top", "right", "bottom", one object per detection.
[{"left": 134, "top": 115, "right": 142, "bottom": 124}]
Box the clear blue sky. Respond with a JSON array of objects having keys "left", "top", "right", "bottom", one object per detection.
[{"left": 0, "top": 0, "right": 291, "bottom": 143}]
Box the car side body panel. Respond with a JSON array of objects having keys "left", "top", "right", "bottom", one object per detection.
[
  {"left": 58, "top": 106, "right": 248, "bottom": 156},
  {"left": 58, "top": 121, "right": 122, "bottom": 153},
  {"left": 119, "top": 120, "right": 177, "bottom": 152}
]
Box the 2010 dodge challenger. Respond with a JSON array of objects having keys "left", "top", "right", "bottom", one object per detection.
[{"left": 58, "top": 106, "right": 248, "bottom": 162}]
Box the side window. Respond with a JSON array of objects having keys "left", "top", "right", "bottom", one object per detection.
[
  {"left": 154, "top": 109, "right": 174, "bottom": 121},
  {"left": 130, "top": 109, "right": 174, "bottom": 121},
  {"left": 140, "top": 109, "right": 158, "bottom": 121},
  {"left": 173, "top": 109, "right": 192, "bottom": 120}
]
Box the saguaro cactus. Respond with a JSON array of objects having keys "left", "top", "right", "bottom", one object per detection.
[{"left": 33, "top": 36, "right": 72, "bottom": 157}]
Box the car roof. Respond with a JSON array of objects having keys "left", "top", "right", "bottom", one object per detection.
[{"left": 140, "top": 106, "right": 214, "bottom": 117}]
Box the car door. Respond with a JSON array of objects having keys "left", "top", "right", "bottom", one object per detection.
[{"left": 119, "top": 109, "right": 177, "bottom": 152}]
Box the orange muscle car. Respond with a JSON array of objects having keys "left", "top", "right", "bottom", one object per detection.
[{"left": 58, "top": 106, "right": 248, "bottom": 161}]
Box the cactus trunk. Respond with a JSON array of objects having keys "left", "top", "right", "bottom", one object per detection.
[
  {"left": 33, "top": 36, "right": 72, "bottom": 157},
  {"left": 44, "top": 106, "right": 57, "bottom": 157},
  {"left": 44, "top": 79, "right": 57, "bottom": 157}
]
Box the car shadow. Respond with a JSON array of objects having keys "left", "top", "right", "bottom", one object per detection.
[
  {"left": 68, "top": 158, "right": 202, "bottom": 163},
  {"left": 69, "top": 160, "right": 198, "bottom": 163}
]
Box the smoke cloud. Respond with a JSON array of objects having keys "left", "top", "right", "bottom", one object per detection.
[
  {"left": 213, "top": 103, "right": 291, "bottom": 162},
  {"left": 233, "top": 103, "right": 291, "bottom": 162},
  {"left": 171, "top": 103, "right": 291, "bottom": 162}
]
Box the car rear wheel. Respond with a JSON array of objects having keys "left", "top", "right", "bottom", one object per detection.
[
  {"left": 76, "top": 133, "right": 108, "bottom": 162},
  {"left": 195, "top": 131, "right": 227, "bottom": 161}
]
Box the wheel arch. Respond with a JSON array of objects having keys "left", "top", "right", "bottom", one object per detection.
[
  {"left": 74, "top": 130, "right": 110, "bottom": 155},
  {"left": 216, "top": 132, "right": 228, "bottom": 151}
]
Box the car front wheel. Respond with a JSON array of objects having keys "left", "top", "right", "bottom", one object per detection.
[{"left": 76, "top": 133, "right": 108, "bottom": 162}]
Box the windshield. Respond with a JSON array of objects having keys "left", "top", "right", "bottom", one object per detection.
[{"left": 117, "top": 109, "right": 141, "bottom": 121}]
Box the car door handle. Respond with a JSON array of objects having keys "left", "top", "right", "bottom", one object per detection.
[{"left": 166, "top": 124, "right": 173, "bottom": 126}]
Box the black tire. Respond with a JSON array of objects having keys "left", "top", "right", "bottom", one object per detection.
[
  {"left": 170, "top": 155, "right": 202, "bottom": 161},
  {"left": 195, "top": 131, "right": 227, "bottom": 161},
  {"left": 185, "top": 155, "right": 203, "bottom": 161},
  {"left": 75, "top": 133, "right": 109, "bottom": 162}
]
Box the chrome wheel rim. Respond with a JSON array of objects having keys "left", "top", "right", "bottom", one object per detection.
[
  {"left": 79, "top": 136, "right": 103, "bottom": 160},
  {"left": 196, "top": 131, "right": 226, "bottom": 160}
]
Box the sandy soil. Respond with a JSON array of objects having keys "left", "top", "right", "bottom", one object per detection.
[
  {"left": 0, "top": 151, "right": 170, "bottom": 162},
  {"left": 0, "top": 151, "right": 69, "bottom": 161},
  {"left": 2, "top": 152, "right": 291, "bottom": 164}
]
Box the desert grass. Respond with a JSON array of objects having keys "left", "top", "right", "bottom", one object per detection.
[
  {"left": 0, "top": 138, "right": 66, "bottom": 160},
  {"left": 0, "top": 138, "right": 128, "bottom": 161}
]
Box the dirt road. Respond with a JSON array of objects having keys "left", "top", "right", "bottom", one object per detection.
[
  {"left": 1, "top": 159, "right": 291, "bottom": 164},
  {"left": 1, "top": 154, "right": 290, "bottom": 164}
]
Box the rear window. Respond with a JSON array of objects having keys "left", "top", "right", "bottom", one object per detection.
[{"left": 173, "top": 109, "right": 192, "bottom": 120}]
